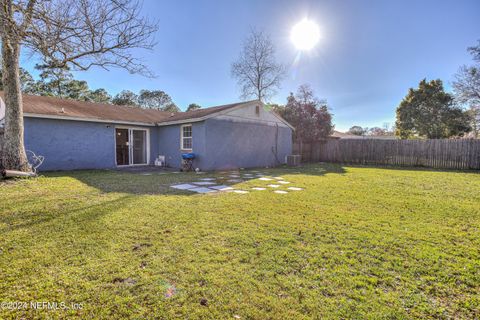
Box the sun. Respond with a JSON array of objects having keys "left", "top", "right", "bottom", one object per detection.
[{"left": 291, "top": 19, "right": 321, "bottom": 51}]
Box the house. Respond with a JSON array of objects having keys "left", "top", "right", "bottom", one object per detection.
[
  {"left": 0, "top": 93, "right": 293, "bottom": 171},
  {"left": 331, "top": 130, "right": 397, "bottom": 140}
]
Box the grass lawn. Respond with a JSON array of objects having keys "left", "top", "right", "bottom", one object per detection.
[{"left": 0, "top": 164, "right": 479, "bottom": 319}]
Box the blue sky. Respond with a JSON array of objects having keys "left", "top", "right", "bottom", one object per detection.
[{"left": 21, "top": 0, "right": 480, "bottom": 131}]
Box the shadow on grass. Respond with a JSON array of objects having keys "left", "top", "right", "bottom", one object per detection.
[
  {"left": 1, "top": 195, "right": 134, "bottom": 233},
  {"left": 38, "top": 163, "right": 348, "bottom": 195}
]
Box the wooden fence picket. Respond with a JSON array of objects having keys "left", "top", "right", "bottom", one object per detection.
[{"left": 292, "top": 139, "right": 480, "bottom": 170}]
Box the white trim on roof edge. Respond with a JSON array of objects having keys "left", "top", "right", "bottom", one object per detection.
[{"left": 24, "top": 113, "right": 156, "bottom": 127}]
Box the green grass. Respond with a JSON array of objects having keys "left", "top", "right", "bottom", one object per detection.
[{"left": 0, "top": 164, "right": 479, "bottom": 319}]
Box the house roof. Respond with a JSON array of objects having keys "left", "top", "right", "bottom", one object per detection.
[
  {"left": 0, "top": 92, "right": 259, "bottom": 126},
  {"left": 331, "top": 130, "right": 358, "bottom": 139},
  {"left": 331, "top": 130, "right": 397, "bottom": 139}
]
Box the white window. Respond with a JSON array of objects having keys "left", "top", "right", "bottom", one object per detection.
[{"left": 181, "top": 124, "right": 193, "bottom": 150}]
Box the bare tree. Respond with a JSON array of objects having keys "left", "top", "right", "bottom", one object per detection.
[
  {"left": 0, "top": 0, "right": 157, "bottom": 171},
  {"left": 231, "top": 29, "right": 285, "bottom": 102},
  {"left": 453, "top": 66, "right": 480, "bottom": 106},
  {"left": 452, "top": 41, "right": 480, "bottom": 138}
]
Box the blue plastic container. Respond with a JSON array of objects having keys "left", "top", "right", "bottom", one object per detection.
[{"left": 181, "top": 153, "right": 196, "bottom": 160}]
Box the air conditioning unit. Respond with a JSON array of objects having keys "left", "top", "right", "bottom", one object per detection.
[{"left": 286, "top": 154, "right": 301, "bottom": 166}]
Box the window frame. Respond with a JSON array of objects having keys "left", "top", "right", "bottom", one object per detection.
[{"left": 180, "top": 124, "right": 193, "bottom": 151}]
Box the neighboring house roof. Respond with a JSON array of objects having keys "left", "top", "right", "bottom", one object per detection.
[
  {"left": 331, "top": 130, "right": 397, "bottom": 139},
  {"left": 0, "top": 92, "right": 280, "bottom": 127},
  {"left": 330, "top": 130, "right": 360, "bottom": 139}
]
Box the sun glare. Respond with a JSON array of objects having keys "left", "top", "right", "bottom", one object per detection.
[{"left": 291, "top": 19, "right": 320, "bottom": 51}]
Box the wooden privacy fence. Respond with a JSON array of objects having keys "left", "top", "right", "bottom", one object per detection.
[{"left": 293, "top": 139, "right": 480, "bottom": 170}]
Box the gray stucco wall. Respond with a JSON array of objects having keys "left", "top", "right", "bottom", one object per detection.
[
  {"left": 24, "top": 118, "right": 158, "bottom": 171},
  {"left": 157, "top": 122, "right": 207, "bottom": 169},
  {"left": 156, "top": 120, "right": 292, "bottom": 171},
  {"left": 22, "top": 116, "right": 291, "bottom": 172},
  {"left": 202, "top": 118, "right": 292, "bottom": 171}
]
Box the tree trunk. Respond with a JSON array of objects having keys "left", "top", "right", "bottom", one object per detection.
[{"left": 1, "top": 38, "right": 29, "bottom": 171}]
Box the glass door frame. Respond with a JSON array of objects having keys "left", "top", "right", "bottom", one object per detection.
[{"left": 115, "top": 126, "right": 150, "bottom": 167}]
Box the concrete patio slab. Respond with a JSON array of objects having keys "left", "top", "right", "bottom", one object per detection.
[
  {"left": 210, "top": 185, "right": 234, "bottom": 191},
  {"left": 170, "top": 184, "right": 197, "bottom": 190},
  {"left": 190, "top": 187, "right": 217, "bottom": 193},
  {"left": 193, "top": 181, "right": 216, "bottom": 185}
]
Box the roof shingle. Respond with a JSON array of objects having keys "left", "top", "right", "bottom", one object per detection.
[{"left": 0, "top": 92, "right": 256, "bottom": 125}]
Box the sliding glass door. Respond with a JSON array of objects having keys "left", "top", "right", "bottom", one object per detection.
[
  {"left": 116, "top": 129, "right": 130, "bottom": 166},
  {"left": 132, "top": 130, "right": 147, "bottom": 164},
  {"left": 115, "top": 128, "right": 148, "bottom": 166}
]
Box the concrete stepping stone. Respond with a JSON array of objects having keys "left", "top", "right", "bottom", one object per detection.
[
  {"left": 267, "top": 184, "right": 280, "bottom": 188},
  {"left": 141, "top": 173, "right": 152, "bottom": 176},
  {"left": 227, "top": 179, "right": 243, "bottom": 183},
  {"left": 199, "top": 178, "right": 216, "bottom": 181},
  {"left": 210, "top": 185, "right": 234, "bottom": 191},
  {"left": 277, "top": 181, "right": 290, "bottom": 184},
  {"left": 287, "top": 187, "right": 304, "bottom": 191},
  {"left": 274, "top": 190, "right": 288, "bottom": 194},
  {"left": 171, "top": 184, "right": 197, "bottom": 190},
  {"left": 273, "top": 176, "right": 284, "bottom": 180},
  {"left": 233, "top": 190, "right": 249, "bottom": 194},
  {"left": 190, "top": 187, "right": 217, "bottom": 193},
  {"left": 193, "top": 181, "right": 216, "bottom": 185},
  {"left": 251, "top": 187, "right": 266, "bottom": 191},
  {"left": 259, "top": 177, "right": 273, "bottom": 181}
]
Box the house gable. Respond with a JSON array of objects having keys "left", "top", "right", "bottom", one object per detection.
[
  {"left": 156, "top": 101, "right": 294, "bottom": 129},
  {"left": 213, "top": 102, "right": 293, "bottom": 129}
]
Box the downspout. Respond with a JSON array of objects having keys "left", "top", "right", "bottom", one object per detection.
[{"left": 271, "top": 123, "right": 281, "bottom": 165}]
